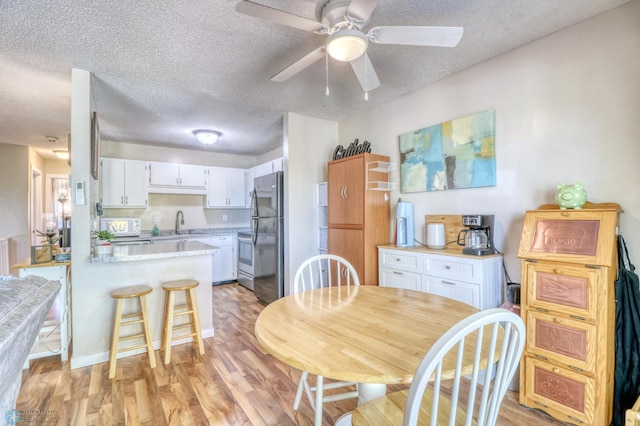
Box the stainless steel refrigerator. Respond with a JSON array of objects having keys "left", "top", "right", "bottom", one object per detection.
[{"left": 251, "top": 171, "right": 284, "bottom": 304}]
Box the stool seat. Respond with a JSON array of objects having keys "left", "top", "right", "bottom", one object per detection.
[
  {"left": 162, "top": 279, "right": 199, "bottom": 291},
  {"left": 109, "top": 284, "right": 156, "bottom": 379},
  {"left": 161, "top": 279, "right": 204, "bottom": 364},
  {"left": 110, "top": 285, "right": 152, "bottom": 298}
]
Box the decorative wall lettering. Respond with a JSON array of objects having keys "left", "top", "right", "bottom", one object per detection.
[{"left": 332, "top": 139, "right": 372, "bottom": 161}]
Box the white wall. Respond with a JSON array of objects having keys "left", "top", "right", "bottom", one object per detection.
[
  {"left": 101, "top": 140, "right": 255, "bottom": 169},
  {"left": 284, "top": 112, "right": 338, "bottom": 295},
  {"left": 338, "top": 1, "right": 640, "bottom": 282},
  {"left": 0, "top": 144, "right": 29, "bottom": 269}
]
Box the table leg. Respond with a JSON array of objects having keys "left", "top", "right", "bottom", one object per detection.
[
  {"left": 335, "top": 383, "right": 387, "bottom": 426},
  {"left": 358, "top": 383, "right": 386, "bottom": 405}
]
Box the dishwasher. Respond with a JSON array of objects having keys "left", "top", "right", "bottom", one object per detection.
[{"left": 195, "top": 235, "right": 237, "bottom": 285}]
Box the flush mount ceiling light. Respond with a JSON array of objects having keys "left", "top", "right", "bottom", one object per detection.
[
  {"left": 193, "top": 130, "right": 221, "bottom": 145},
  {"left": 53, "top": 150, "right": 69, "bottom": 160},
  {"left": 325, "top": 29, "right": 368, "bottom": 62}
]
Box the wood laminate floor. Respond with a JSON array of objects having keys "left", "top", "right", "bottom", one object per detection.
[{"left": 17, "top": 283, "right": 567, "bottom": 425}]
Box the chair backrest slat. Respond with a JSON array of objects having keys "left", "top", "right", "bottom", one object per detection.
[
  {"left": 403, "top": 308, "right": 525, "bottom": 426},
  {"left": 293, "top": 254, "right": 360, "bottom": 293}
]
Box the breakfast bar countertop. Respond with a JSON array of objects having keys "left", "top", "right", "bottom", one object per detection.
[{"left": 90, "top": 240, "right": 219, "bottom": 264}]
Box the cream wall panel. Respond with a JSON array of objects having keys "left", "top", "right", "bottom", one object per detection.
[{"left": 338, "top": 2, "right": 640, "bottom": 283}]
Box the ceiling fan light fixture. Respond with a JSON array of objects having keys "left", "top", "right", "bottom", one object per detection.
[
  {"left": 326, "top": 29, "right": 368, "bottom": 62},
  {"left": 193, "top": 129, "right": 221, "bottom": 145}
]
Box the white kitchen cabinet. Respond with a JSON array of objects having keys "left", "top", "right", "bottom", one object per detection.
[
  {"left": 378, "top": 247, "right": 502, "bottom": 310},
  {"left": 18, "top": 263, "right": 71, "bottom": 366},
  {"left": 100, "top": 158, "right": 148, "bottom": 208},
  {"left": 206, "top": 167, "right": 246, "bottom": 208},
  {"left": 252, "top": 157, "right": 283, "bottom": 178},
  {"left": 196, "top": 235, "right": 237, "bottom": 283},
  {"left": 378, "top": 248, "right": 422, "bottom": 290},
  {"left": 148, "top": 162, "right": 207, "bottom": 193},
  {"left": 247, "top": 158, "right": 283, "bottom": 207}
]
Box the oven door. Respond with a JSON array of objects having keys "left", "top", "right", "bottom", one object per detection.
[{"left": 237, "top": 235, "right": 254, "bottom": 291}]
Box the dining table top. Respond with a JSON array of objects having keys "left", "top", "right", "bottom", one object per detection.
[{"left": 254, "top": 285, "right": 483, "bottom": 385}]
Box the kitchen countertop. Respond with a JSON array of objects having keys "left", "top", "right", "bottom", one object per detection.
[
  {"left": 121, "top": 227, "right": 251, "bottom": 243},
  {"left": 91, "top": 240, "right": 219, "bottom": 263},
  {"left": 378, "top": 244, "right": 503, "bottom": 259}
]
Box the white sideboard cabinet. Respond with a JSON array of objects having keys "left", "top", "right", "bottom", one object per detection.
[{"left": 378, "top": 246, "right": 502, "bottom": 310}]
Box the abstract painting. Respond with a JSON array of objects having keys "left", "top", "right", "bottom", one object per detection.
[{"left": 399, "top": 110, "right": 496, "bottom": 193}]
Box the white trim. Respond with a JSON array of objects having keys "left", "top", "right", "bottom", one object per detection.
[{"left": 69, "top": 327, "right": 214, "bottom": 369}]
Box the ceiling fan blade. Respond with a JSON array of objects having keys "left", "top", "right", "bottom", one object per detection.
[
  {"left": 350, "top": 52, "right": 380, "bottom": 92},
  {"left": 368, "top": 26, "right": 464, "bottom": 47},
  {"left": 271, "top": 46, "right": 325, "bottom": 83},
  {"left": 235, "top": 1, "right": 323, "bottom": 32},
  {"left": 346, "top": 0, "right": 378, "bottom": 23}
]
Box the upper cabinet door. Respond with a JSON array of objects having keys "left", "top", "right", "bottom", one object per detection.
[
  {"left": 179, "top": 165, "right": 207, "bottom": 188},
  {"left": 328, "top": 156, "right": 364, "bottom": 226},
  {"left": 101, "top": 158, "right": 125, "bottom": 207},
  {"left": 149, "top": 162, "right": 180, "bottom": 186},
  {"left": 123, "top": 160, "right": 148, "bottom": 207},
  {"left": 226, "top": 168, "right": 246, "bottom": 207}
]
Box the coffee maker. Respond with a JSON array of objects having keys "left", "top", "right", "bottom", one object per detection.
[
  {"left": 395, "top": 199, "right": 414, "bottom": 247},
  {"left": 457, "top": 214, "right": 496, "bottom": 256}
]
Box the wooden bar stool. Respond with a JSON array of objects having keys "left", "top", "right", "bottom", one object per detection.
[
  {"left": 109, "top": 285, "right": 156, "bottom": 379},
  {"left": 161, "top": 279, "right": 204, "bottom": 364}
]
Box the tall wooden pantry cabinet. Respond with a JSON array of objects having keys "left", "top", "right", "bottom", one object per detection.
[
  {"left": 517, "top": 203, "right": 621, "bottom": 426},
  {"left": 328, "top": 153, "right": 391, "bottom": 285}
]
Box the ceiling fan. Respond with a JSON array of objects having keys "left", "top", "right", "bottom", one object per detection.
[{"left": 235, "top": 0, "right": 463, "bottom": 94}]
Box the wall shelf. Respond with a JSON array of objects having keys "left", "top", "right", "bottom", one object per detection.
[{"left": 366, "top": 161, "right": 396, "bottom": 191}]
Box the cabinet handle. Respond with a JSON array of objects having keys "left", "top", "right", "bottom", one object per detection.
[
  {"left": 393, "top": 271, "right": 403, "bottom": 275},
  {"left": 441, "top": 280, "right": 455, "bottom": 286},
  {"left": 125, "top": 196, "right": 128, "bottom": 204},
  {"left": 567, "top": 416, "right": 584, "bottom": 424},
  {"left": 534, "top": 401, "right": 548, "bottom": 408},
  {"left": 535, "top": 354, "right": 548, "bottom": 361},
  {"left": 568, "top": 365, "right": 584, "bottom": 373},
  {"left": 445, "top": 265, "right": 451, "bottom": 270},
  {"left": 570, "top": 314, "right": 587, "bottom": 321},
  {"left": 121, "top": 196, "right": 124, "bottom": 204},
  {"left": 536, "top": 307, "right": 549, "bottom": 313}
]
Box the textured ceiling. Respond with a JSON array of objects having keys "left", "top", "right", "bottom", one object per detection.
[{"left": 0, "top": 0, "right": 631, "bottom": 159}]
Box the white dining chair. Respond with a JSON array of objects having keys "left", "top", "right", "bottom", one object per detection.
[
  {"left": 292, "top": 254, "right": 360, "bottom": 426},
  {"left": 351, "top": 308, "right": 526, "bottom": 426}
]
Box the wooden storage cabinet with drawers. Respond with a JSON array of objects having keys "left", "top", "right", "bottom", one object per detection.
[
  {"left": 378, "top": 247, "right": 502, "bottom": 310},
  {"left": 517, "top": 204, "right": 621, "bottom": 426}
]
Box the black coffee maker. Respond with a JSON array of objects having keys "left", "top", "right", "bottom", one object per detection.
[{"left": 457, "top": 214, "right": 496, "bottom": 256}]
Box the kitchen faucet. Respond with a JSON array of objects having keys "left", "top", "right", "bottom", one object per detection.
[{"left": 175, "top": 210, "right": 184, "bottom": 234}]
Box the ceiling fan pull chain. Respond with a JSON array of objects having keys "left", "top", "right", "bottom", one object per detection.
[
  {"left": 364, "top": 55, "right": 369, "bottom": 101},
  {"left": 325, "top": 50, "right": 330, "bottom": 96}
]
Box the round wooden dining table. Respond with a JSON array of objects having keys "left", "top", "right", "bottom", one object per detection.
[{"left": 254, "top": 285, "right": 483, "bottom": 423}]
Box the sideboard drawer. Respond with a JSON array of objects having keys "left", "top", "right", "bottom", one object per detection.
[
  {"left": 379, "top": 268, "right": 421, "bottom": 291},
  {"left": 379, "top": 248, "right": 422, "bottom": 273},
  {"left": 423, "top": 253, "right": 482, "bottom": 284}
]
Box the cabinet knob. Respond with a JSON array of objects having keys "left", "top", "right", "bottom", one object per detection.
[
  {"left": 552, "top": 367, "right": 560, "bottom": 374},
  {"left": 554, "top": 318, "right": 561, "bottom": 323},
  {"left": 554, "top": 269, "right": 563, "bottom": 274}
]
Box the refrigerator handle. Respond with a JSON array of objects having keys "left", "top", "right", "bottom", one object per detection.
[
  {"left": 251, "top": 217, "right": 258, "bottom": 244},
  {"left": 250, "top": 188, "right": 258, "bottom": 217}
]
